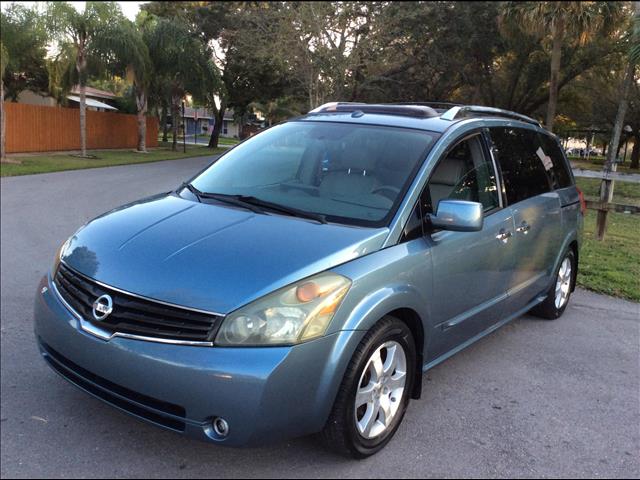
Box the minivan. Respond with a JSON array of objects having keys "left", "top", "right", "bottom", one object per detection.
[{"left": 34, "top": 102, "right": 584, "bottom": 458}]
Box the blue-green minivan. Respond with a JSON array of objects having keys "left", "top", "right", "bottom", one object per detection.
[{"left": 35, "top": 103, "right": 584, "bottom": 457}]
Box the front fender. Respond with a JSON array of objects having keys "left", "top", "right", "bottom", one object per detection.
[{"left": 340, "top": 283, "right": 430, "bottom": 334}]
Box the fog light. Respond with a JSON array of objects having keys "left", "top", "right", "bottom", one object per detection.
[{"left": 212, "top": 417, "right": 229, "bottom": 437}]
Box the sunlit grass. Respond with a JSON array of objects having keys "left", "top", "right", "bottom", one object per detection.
[
  {"left": 578, "top": 210, "right": 640, "bottom": 301},
  {"left": 1, "top": 145, "right": 224, "bottom": 177}
]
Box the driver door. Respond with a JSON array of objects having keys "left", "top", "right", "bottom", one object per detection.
[{"left": 423, "top": 133, "right": 516, "bottom": 360}]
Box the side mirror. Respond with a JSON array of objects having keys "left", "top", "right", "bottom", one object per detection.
[{"left": 427, "top": 200, "right": 483, "bottom": 232}]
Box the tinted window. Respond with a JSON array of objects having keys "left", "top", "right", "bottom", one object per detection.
[
  {"left": 489, "top": 127, "right": 551, "bottom": 205},
  {"left": 537, "top": 133, "right": 573, "bottom": 189},
  {"left": 191, "top": 121, "right": 437, "bottom": 227},
  {"left": 425, "top": 135, "right": 500, "bottom": 213}
]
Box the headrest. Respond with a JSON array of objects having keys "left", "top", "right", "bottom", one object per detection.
[{"left": 431, "top": 158, "right": 466, "bottom": 186}]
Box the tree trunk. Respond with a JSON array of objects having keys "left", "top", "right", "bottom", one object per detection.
[
  {"left": 605, "top": 60, "right": 635, "bottom": 165},
  {"left": 0, "top": 79, "right": 5, "bottom": 161},
  {"left": 171, "top": 93, "right": 179, "bottom": 152},
  {"left": 208, "top": 103, "right": 225, "bottom": 149},
  {"left": 79, "top": 81, "right": 87, "bottom": 156},
  {"left": 597, "top": 59, "right": 635, "bottom": 240},
  {"left": 135, "top": 89, "right": 147, "bottom": 152},
  {"left": 76, "top": 44, "right": 88, "bottom": 157},
  {"left": 630, "top": 136, "right": 639, "bottom": 170},
  {"left": 546, "top": 18, "right": 564, "bottom": 132},
  {"left": 161, "top": 101, "right": 168, "bottom": 143}
]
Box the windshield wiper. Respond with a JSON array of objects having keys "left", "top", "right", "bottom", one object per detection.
[
  {"left": 179, "top": 182, "right": 202, "bottom": 202},
  {"left": 197, "top": 191, "right": 266, "bottom": 214},
  {"left": 179, "top": 183, "right": 265, "bottom": 213},
  {"left": 179, "top": 185, "right": 325, "bottom": 223},
  {"left": 234, "top": 195, "right": 327, "bottom": 224}
]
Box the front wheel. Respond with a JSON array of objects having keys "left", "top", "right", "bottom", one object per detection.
[
  {"left": 321, "top": 316, "right": 416, "bottom": 458},
  {"left": 530, "top": 249, "right": 576, "bottom": 320}
]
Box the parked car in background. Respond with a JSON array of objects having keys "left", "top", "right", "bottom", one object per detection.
[{"left": 34, "top": 102, "right": 584, "bottom": 458}]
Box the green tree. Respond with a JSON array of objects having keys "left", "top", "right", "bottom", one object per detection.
[
  {"left": 142, "top": 15, "right": 217, "bottom": 151},
  {"left": 0, "top": 3, "right": 49, "bottom": 101},
  {"left": 502, "top": 1, "right": 621, "bottom": 132},
  {"left": 92, "top": 19, "right": 152, "bottom": 151},
  {"left": 142, "top": 1, "right": 292, "bottom": 147},
  {"left": 45, "top": 1, "right": 125, "bottom": 157},
  {"left": 606, "top": 3, "right": 639, "bottom": 169}
]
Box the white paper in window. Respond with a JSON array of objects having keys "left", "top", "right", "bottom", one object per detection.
[{"left": 536, "top": 146, "right": 553, "bottom": 171}]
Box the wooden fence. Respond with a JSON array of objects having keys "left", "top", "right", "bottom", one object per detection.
[{"left": 3, "top": 102, "right": 158, "bottom": 153}]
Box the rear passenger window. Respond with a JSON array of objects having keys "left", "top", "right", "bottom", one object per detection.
[
  {"left": 537, "top": 133, "right": 573, "bottom": 189},
  {"left": 489, "top": 127, "right": 551, "bottom": 205}
]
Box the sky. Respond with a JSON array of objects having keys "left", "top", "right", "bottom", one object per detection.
[{"left": 1, "top": 1, "right": 145, "bottom": 20}]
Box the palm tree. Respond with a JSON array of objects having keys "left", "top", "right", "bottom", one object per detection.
[
  {"left": 248, "top": 98, "right": 300, "bottom": 127},
  {"left": 1, "top": 41, "right": 8, "bottom": 161},
  {"left": 45, "top": 1, "right": 125, "bottom": 157},
  {"left": 93, "top": 20, "right": 151, "bottom": 152},
  {"left": 143, "top": 16, "right": 216, "bottom": 151},
  {"left": 502, "top": 1, "right": 620, "bottom": 132}
]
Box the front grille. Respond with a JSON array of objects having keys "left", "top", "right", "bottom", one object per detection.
[
  {"left": 54, "top": 263, "right": 223, "bottom": 343},
  {"left": 39, "top": 339, "right": 186, "bottom": 431}
]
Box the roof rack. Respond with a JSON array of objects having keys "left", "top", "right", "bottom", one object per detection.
[
  {"left": 391, "top": 101, "right": 463, "bottom": 111},
  {"left": 308, "top": 102, "right": 439, "bottom": 119},
  {"left": 441, "top": 105, "right": 540, "bottom": 127}
]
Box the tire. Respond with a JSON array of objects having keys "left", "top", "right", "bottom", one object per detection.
[
  {"left": 321, "top": 316, "right": 416, "bottom": 458},
  {"left": 530, "top": 249, "right": 576, "bottom": 320}
]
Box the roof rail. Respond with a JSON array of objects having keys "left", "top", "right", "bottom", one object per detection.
[
  {"left": 441, "top": 105, "right": 541, "bottom": 127},
  {"left": 391, "top": 101, "right": 463, "bottom": 111},
  {"left": 308, "top": 102, "right": 439, "bottom": 119}
]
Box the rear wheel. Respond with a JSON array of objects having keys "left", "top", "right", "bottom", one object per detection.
[
  {"left": 531, "top": 250, "right": 576, "bottom": 320},
  {"left": 321, "top": 316, "right": 416, "bottom": 458}
]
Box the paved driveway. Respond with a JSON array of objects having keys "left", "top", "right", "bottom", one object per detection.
[{"left": 1, "top": 157, "right": 639, "bottom": 478}]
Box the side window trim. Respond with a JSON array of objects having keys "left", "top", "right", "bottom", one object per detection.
[
  {"left": 482, "top": 128, "right": 508, "bottom": 209},
  {"left": 399, "top": 129, "right": 504, "bottom": 243},
  {"left": 430, "top": 131, "right": 504, "bottom": 217}
]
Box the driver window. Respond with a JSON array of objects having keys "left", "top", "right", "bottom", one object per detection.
[{"left": 424, "top": 135, "right": 500, "bottom": 214}]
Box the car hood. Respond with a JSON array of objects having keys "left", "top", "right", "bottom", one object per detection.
[{"left": 60, "top": 194, "right": 388, "bottom": 314}]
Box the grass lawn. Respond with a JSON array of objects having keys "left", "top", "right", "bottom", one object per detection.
[
  {"left": 159, "top": 134, "right": 240, "bottom": 146},
  {"left": 569, "top": 155, "right": 637, "bottom": 173},
  {"left": 575, "top": 177, "right": 640, "bottom": 207},
  {"left": 578, "top": 210, "right": 640, "bottom": 302},
  {"left": 1, "top": 144, "right": 225, "bottom": 177}
]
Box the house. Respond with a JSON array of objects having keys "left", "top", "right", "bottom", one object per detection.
[
  {"left": 66, "top": 86, "right": 118, "bottom": 112},
  {"left": 168, "top": 107, "right": 244, "bottom": 139},
  {"left": 16, "top": 85, "right": 119, "bottom": 112}
]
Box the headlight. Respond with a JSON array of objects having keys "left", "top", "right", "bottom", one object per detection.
[
  {"left": 52, "top": 237, "right": 71, "bottom": 274},
  {"left": 215, "top": 272, "right": 351, "bottom": 346}
]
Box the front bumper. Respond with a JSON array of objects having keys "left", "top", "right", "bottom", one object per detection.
[{"left": 34, "top": 274, "right": 364, "bottom": 446}]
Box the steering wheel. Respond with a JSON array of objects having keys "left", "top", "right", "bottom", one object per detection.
[{"left": 371, "top": 185, "right": 401, "bottom": 201}]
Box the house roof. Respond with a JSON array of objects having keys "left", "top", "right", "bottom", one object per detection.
[
  {"left": 70, "top": 86, "right": 117, "bottom": 100},
  {"left": 67, "top": 95, "right": 118, "bottom": 111}
]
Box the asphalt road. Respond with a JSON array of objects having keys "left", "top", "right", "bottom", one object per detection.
[{"left": 1, "top": 157, "right": 639, "bottom": 479}]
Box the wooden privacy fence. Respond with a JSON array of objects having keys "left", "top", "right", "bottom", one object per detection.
[{"left": 4, "top": 102, "right": 158, "bottom": 153}]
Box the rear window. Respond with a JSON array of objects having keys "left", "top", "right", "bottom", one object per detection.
[
  {"left": 537, "top": 133, "right": 573, "bottom": 189},
  {"left": 489, "top": 127, "right": 551, "bottom": 205}
]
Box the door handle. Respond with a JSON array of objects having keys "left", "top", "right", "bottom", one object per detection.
[
  {"left": 516, "top": 221, "right": 531, "bottom": 234},
  {"left": 496, "top": 229, "right": 512, "bottom": 243}
]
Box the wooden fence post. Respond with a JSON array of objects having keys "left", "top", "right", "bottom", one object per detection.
[{"left": 595, "top": 161, "right": 617, "bottom": 241}]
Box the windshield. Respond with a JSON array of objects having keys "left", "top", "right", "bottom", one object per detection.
[{"left": 190, "top": 121, "right": 438, "bottom": 227}]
